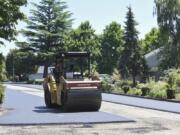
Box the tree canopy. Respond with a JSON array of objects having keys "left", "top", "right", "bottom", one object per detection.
[
  {"left": 6, "top": 49, "right": 37, "bottom": 80},
  {"left": 21, "top": 0, "right": 72, "bottom": 77},
  {"left": 100, "top": 21, "right": 123, "bottom": 74},
  {"left": 0, "top": 0, "right": 27, "bottom": 44},
  {"left": 140, "top": 28, "right": 163, "bottom": 54},
  {"left": 154, "top": 0, "right": 180, "bottom": 69},
  {"left": 67, "top": 21, "right": 101, "bottom": 67}
]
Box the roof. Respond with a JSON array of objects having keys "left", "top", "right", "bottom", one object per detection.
[
  {"left": 144, "top": 48, "right": 162, "bottom": 68},
  {"left": 56, "top": 52, "right": 90, "bottom": 59}
]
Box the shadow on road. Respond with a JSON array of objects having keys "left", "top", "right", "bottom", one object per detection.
[{"left": 33, "top": 106, "right": 63, "bottom": 113}]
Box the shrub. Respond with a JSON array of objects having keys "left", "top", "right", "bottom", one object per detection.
[
  {"left": 136, "top": 83, "right": 146, "bottom": 89},
  {"left": 0, "top": 84, "right": 5, "bottom": 104},
  {"left": 176, "top": 76, "right": 180, "bottom": 88},
  {"left": 163, "top": 68, "right": 180, "bottom": 90},
  {"left": 114, "top": 80, "right": 122, "bottom": 87},
  {"left": 101, "top": 81, "right": 114, "bottom": 93},
  {"left": 174, "top": 73, "right": 180, "bottom": 90},
  {"left": 148, "top": 81, "right": 167, "bottom": 99},
  {"left": 149, "top": 89, "right": 167, "bottom": 99},
  {"left": 122, "top": 85, "right": 130, "bottom": 94},
  {"left": 99, "top": 74, "right": 113, "bottom": 84},
  {"left": 91, "top": 65, "right": 100, "bottom": 80},
  {"left": 141, "top": 87, "right": 150, "bottom": 96},
  {"left": 127, "top": 88, "right": 142, "bottom": 96},
  {"left": 91, "top": 70, "right": 100, "bottom": 80},
  {"left": 114, "top": 81, "right": 124, "bottom": 94},
  {"left": 167, "top": 73, "right": 176, "bottom": 89},
  {"left": 137, "top": 83, "right": 150, "bottom": 96},
  {"left": 145, "top": 79, "right": 156, "bottom": 90},
  {"left": 112, "top": 68, "right": 121, "bottom": 83},
  {"left": 121, "top": 80, "right": 133, "bottom": 87}
]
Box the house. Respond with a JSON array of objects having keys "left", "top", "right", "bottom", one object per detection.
[
  {"left": 145, "top": 48, "right": 162, "bottom": 70},
  {"left": 144, "top": 48, "right": 163, "bottom": 80}
]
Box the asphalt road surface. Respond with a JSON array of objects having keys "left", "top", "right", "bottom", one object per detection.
[
  {"left": 13, "top": 84, "right": 180, "bottom": 114},
  {"left": 0, "top": 85, "right": 132, "bottom": 125},
  {"left": 1, "top": 84, "right": 180, "bottom": 135}
]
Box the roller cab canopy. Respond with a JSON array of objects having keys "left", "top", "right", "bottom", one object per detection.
[{"left": 54, "top": 52, "right": 91, "bottom": 79}]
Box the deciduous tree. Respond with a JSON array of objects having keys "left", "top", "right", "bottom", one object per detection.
[
  {"left": 100, "top": 22, "right": 123, "bottom": 74},
  {"left": 154, "top": 0, "right": 180, "bottom": 69},
  {"left": 67, "top": 21, "right": 100, "bottom": 69},
  {"left": 140, "top": 28, "right": 163, "bottom": 54},
  {"left": 6, "top": 49, "right": 36, "bottom": 80},
  {"left": 0, "top": 0, "right": 27, "bottom": 44}
]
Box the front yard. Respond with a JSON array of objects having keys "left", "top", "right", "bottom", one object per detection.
[{"left": 102, "top": 68, "right": 180, "bottom": 101}]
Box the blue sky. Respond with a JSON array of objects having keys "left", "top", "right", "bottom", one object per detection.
[{"left": 0, "top": 0, "right": 158, "bottom": 56}]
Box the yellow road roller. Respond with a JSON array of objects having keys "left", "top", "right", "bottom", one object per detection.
[{"left": 43, "top": 52, "right": 102, "bottom": 111}]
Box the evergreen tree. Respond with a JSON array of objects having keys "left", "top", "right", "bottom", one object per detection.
[
  {"left": 120, "top": 7, "right": 142, "bottom": 86},
  {"left": 22, "top": 0, "right": 72, "bottom": 77},
  {"left": 100, "top": 22, "right": 123, "bottom": 74}
]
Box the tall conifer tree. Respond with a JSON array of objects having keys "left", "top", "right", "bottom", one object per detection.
[
  {"left": 120, "top": 7, "right": 142, "bottom": 86},
  {"left": 22, "top": 0, "right": 72, "bottom": 77}
]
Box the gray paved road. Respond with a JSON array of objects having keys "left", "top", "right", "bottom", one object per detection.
[
  {"left": 1, "top": 84, "right": 180, "bottom": 135},
  {"left": 13, "top": 84, "right": 180, "bottom": 114},
  {"left": 102, "top": 94, "right": 180, "bottom": 114},
  {"left": 0, "top": 87, "right": 132, "bottom": 125}
]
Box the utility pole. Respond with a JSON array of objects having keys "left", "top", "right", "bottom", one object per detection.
[{"left": 12, "top": 53, "right": 15, "bottom": 81}]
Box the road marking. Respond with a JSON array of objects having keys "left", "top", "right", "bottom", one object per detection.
[{"left": 5, "top": 85, "right": 44, "bottom": 97}]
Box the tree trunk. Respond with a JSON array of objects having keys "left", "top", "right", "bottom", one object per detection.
[
  {"left": 132, "top": 74, "right": 136, "bottom": 87},
  {"left": 43, "top": 63, "right": 48, "bottom": 78},
  {"left": 172, "top": 36, "right": 178, "bottom": 67}
]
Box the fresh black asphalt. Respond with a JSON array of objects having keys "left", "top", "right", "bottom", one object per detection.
[
  {"left": 13, "top": 84, "right": 180, "bottom": 114},
  {"left": 0, "top": 88, "right": 133, "bottom": 125}
]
